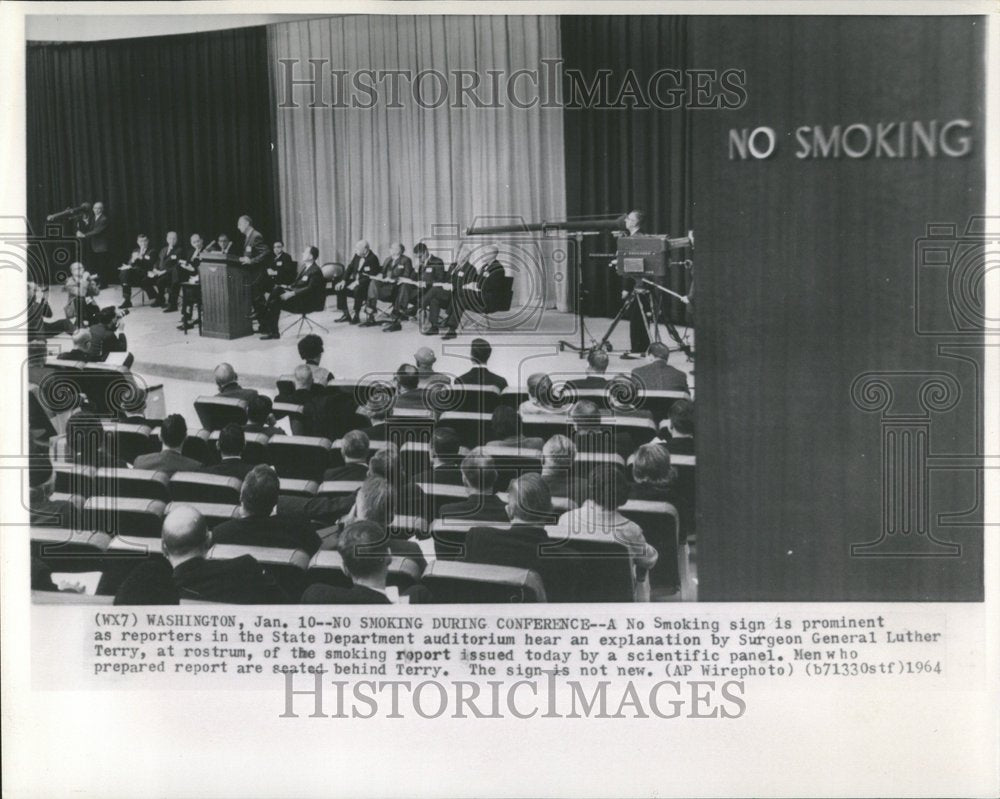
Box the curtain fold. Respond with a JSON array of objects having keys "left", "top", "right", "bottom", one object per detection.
[
  {"left": 26, "top": 28, "right": 278, "bottom": 276},
  {"left": 561, "top": 16, "right": 692, "bottom": 323},
  {"left": 267, "top": 15, "right": 568, "bottom": 311}
]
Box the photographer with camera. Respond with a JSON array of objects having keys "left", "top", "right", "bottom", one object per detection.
[{"left": 87, "top": 306, "right": 129, "bottom": 362}]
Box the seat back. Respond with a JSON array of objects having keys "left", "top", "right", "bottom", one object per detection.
[
  {"left": 636, "top": 389, "right": 690, "bottom": 424},
  {"left": 482, "top": 445, "right": 543, "bottom": 492},
  {"left": 54, "top": 463, "right": 96, "bottom": 497},
  {"left": 194, "top": 396, "right": 249, "bottom": 431},
  {"left": 499, "top": 387, "right": 529, "bottom": 409},
  {"left": 521, "top": 417, "right": 574, "bottom": 443},
  {"left": 101, "top": 421, "right": 155, "bottom": 464},
  {"left": 416, "top": 482, "right": 468, "bottom": 522},
  {"left": 421, "top": 560, "right": 545, "bottom": 603},
  {"left": 543, "top": 526, "right": 635, "bottom": 602},
  {"left": 619, "top": 499, "right": 681, "bottom": 591},
  {"left": 95, "top": 467, "right": 170, "bottom": 502},
  {"left": 85, "top": 496, "right": 166, "bottom": 538},
  {"left": 170, "top": 471, "right": 242, "bottom": 505},
  {"left": 317, "top": 480, "right": 364, "bottom": 500},
  {"left": 275, "top": 374, "right": 296, "bottom": 397},
  {"left": 454, "top": 384, "right": 502, "bottom": 414},
  {"left": 207, "top": 543, "right": 310, "bottom": 599},
  {"left": 164, "top": 501, "right": 240, "bottom": 529},
  {"left": 306, "top": 550, "right": 423, "bottom": 590},
  {"left": 485, "top": 276, "right": 514, "bottom": 313},
  {"left": 30, "top": 526, "right": 113, "bottom": 573},
  {"left": 430, "top": 518, "right": 512, "bottom": 560},
  {"left": 208, "top": 429, "right": 269, "bottom": 465},
  {"left": 265, "top": 435, "right": 333, "bottom": 481},
  {"left": 438, "top": 411, "right": 491, "bottom": 449},
  {"left": 399, "top": 441, "right": 431, "bottom": 480}
]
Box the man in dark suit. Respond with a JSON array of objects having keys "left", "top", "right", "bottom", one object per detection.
[
  {"left": 75, "top": 201, "right": 112, "bottom": 285},
  {"left": 214, "top": 362, "right": 258, "bottom": 402},
  {"left": 152, "top": 231, "right": 183, "bottom": 310},
  {"left": 118, "top": 232, "right": 157, "bottom": 309},
  {"left": 412, "top": 242, "right": 446, "bottom": 330},
  {"left": 413, "top": 426, "right": 464, "bottom": 486},
  {"left": 133, "top": 414, "right": 203, "bottom": 474},
  {"left": 455, "top": 337, "right": 508, "bottom": 390},
  {"left": 659, "top": 397, "right": 694, "bottom": 455},
  {"left": 205, "top": 233, "right": 236, "bottom": 257},
  {"left": 252, "top": 239, "right": 297, "bottom": 321},
  {"left": 421, "top": 249, "right": 471, "bottom": 335},
  {"left": 440, "top": 245, "right": 506, "bottom": 340},
  {"left": 57, "top": 328, "right": 97, "bottom": 362},
  {"left": 570, "top": 400, "right": 635, "bottom": 464},
  {"left": 260, "top": 245, "right": 326, "bottom": 340},
  {"left": 203, "top": 424, "right": 254, "bottom": 481},
  {"left": 302, "top": 520, "right": 408, "bottom": 604},
  {"left": 213, "top": 465, "right": 321, "bottom": 554},
  {"left": 334, "top": 239, "right": 380, "bottom": 324},
  {"left": 391, "top": 363, "right": 429, "bottom": 413},
  {"left": 87, "top": 307, "right": 128, "bottom": 361},
  {"left": 363, "top": 242, "right": 412, "bottom": 328},
  {"left": 439, "top": 448, "right": 508, "bottom": 523},
  {"left": 322, "top": 429, "right": 370, "bottom": 482},
  {"left": 175, "top": 233, "right": 207, "bottom": 331},
  {"left": 286, "top": 364, "right": 329, "bottom": 437},
  {"left": 631, "top": 341, "right": 690, "bottom": 393},
  {"left": 236, "top": 214, "right": 270, "bottom": 297},
  {"left": 245, "top": 395, "right": 285, "bottom": 437},
  {"left": 382, "top": 242, "right": 424, "bottom": 331},
  {"left": 567, "top": 347, "right": 611, "bottom": 393},
  {"left": 114, "top": 505, "right": 288, "bottom": 604}
]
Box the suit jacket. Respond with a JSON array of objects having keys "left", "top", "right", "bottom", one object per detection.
[
  {"left": 631, "top": 360, "right": 689, "bottom": 393},
  {"left": 179, "top": 244, "right": 206, "bottom": 277},
  {"left": 301, "top": 583, "right": 392, "bottom": 604},
  {"left": 662, "top": 435, "right": 694, "bottom": 456},
  {"left": 345, "top": 251, "right": 380, "bottom": 283},
  {"left": 414, "top": 465, "right": 464, "bottom": 487},
  {"left": 174, "top": 555, "right": 288, "bottom": 604},
  {"left": 476, "top": 260, "right": 506, "bottom": 301},
  {"left": 439, "top": 493, "right": 509, "bottom": 523},
  {"left": 566, "top": 375, "right": 608, "bottom": 392},
  {"left": 322, "top": 462, "right": 369, "bottom": 482},
  {"left": 127, "top": 245, "right": 156, "bottom": 274},
  {"left": 418, "top": 255, "right": 445, "bottom": 286},
  {"left": 381, "top": 254, "right": 414, "bottom": 279},
  {"left": 158, "top": 244, "right": 182, "bottom": 273},
  {"left": 213, "top": 513, "right": 321, "bottom": 555},
  {"left": 456, "top": 365, "right": 508, "bottom": 391},
  {"left": 242, "top": 228, "right": 269, "bottom": 266},
  {"left": 133, "top": 449, "right": 203, "bottom": 474},
  {"left": 87, "top": 323, "right": 126, "bottom": 361},
  {"left": 204, "top": 457, "right": 254, "bottom": 481},
  {"left": 285, "top": 262, "right": 326, "bottom": 304},
  {"left": 268, "top": 251, "right": 296, "bottom": 284},
  {"left": 216, "top": 381, "right": 258, "bottom": 403},
  {"left": 392, "top": 389, "right": 430, "bottom": 413},
  {"left": 82, "top": 213, "right": 111, "bottom": 253}
]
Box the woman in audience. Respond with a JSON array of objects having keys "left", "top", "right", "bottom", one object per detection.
[
  {"left": 630, "top": 442, "right": 691, "bottom": 540},
  {"left": 554, "top": 463, "right": 657, "bottom": 601},
  {"left": 298, "top": 333, "right": 333, "bottom": 385}
]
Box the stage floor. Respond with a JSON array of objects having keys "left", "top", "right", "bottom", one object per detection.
[{"left": 50, "top": 289, "right": 695, "bottom": 417}]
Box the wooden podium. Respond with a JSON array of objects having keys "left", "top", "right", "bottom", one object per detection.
[{"left": 198, "top": 254, "right": 253, "bottom": 339}]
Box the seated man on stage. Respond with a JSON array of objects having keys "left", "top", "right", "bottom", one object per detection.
[
  {"left": 205, "top": 232, "right": 236, "bottom": 257},
  {"left": 152, "top": 231, "right": 182, "bottom": 311},
  {"left": 176, "top": 233, "right": 206, "bottom": 332},
  {"left": 438, "top": 244, "right": 506, "bottom": 340},
  {"left": 334, "top": 239, "right": 379, "bottom": 324},
  {"left": 118, "top": 232, "right": 156, "bottom": 309},
  {"left": 251, "top": 240, "right": 296, "bottom": 326},
  {"left": 381, "top": 243, "right": 423, "bottom": 332},
  {"left": 259, "top": 245, "right": 325, "bottom": 340},
  {"left": 364, "top": 242, "right": 412, "bottom": 328},
  {"left": 421, "top": 244, "right": 471, "bottom": 336}
]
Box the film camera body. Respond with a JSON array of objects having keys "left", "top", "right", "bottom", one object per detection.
[{"left": 614, "top": 232, "right": 694, "bottom": 279}]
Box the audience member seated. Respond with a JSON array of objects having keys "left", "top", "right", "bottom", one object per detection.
[
  {"left": 539, "top": 434, "right": 587, "bottom": 506},
  {"left": 658, "top": 397, "right": 695, "bottom": 455},
  {"left": 630, "top": 442, "right": 692, "bottom": 538},
  {"left": 245, "top": 395, "right": 284, "bottom": 437},
  {"left": 414, "top": 346, "right": 450, "bottom": 388},
  {"left": 414, "top": 427, "right": 464, "bottom": 486},
  {"left": 520, "top": 373, "right": 568, "bottom": 417},
  {"left": 29, "top": 454, "right": 75, "bottom": 528},
  {"left": 392, "top": 363, "right": 428, "bottom": 412},
  {"left": 214, "top": 362, "right": 258, "bottom": 401},
  {"left": 27, "top": 280, "right": 73, "bottom": 338},
  {"left": 86, "top": 306, "right": 128, "bottom": 361},
  {"left": 323, "top": 429, "right": 370, "bottom": 481},
  {"left": 368, "top": 447, "right": 424, "bottom": 522},
  {"left": 287, "top": 364, "right": 328, "bottom": 436},
  {"left": 570, "top": 400, "right": 634, "bottom": 463},
  {"left": 298, "top": 333, "right": 333, "bottom": 385},
  {"left": 65, "top": 406, "right": 126, "bottom": 469},
  {"left": 203, "top": 424, "right": 254, "bottom": 480},
  {"left": 566, "top": 347, "right": 611, "bottom": 391},
  {"left": 114, "top": 505, "right": 288, "bottom": 604},
  {"left": 213, "top": 465, "right": 320, "bottom": 554},
  {"left": 455, "top": 337, "right": 507, "bottom": 390},
  {"left": 302, "top": 520, "right": 428, "bottom": 604},
  {"left": 133, "top": 414, "right": 202, "bottom": 474},
  {"left": 631, "top": 341, "right": 690, "bottom": 393},
  {"left": 355, "top": 401, "right": 389, "bottom": 441},
  {"left": 554, "top": 464, "right": 658, "bottom": 601},
  {"left": 439, "top": 448, "right": 508, "bottom": 523},
  {"left": 57, "top": 329, "right": 96, "bottom": 362},
  {"left": 487, "top": 405, "right": 543, "bottom": 450}
]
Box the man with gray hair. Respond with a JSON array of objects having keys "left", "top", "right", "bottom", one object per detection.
[
  {"left": 541, "top": 434, "right": 587, "bottom": 506},
  {"left": 335, "top": 238, "right": 380, "bottom": 323},
  {"left": 57, "top": 328, "right": 94, "bottom": 362},
  {"left": 214, "top": 362, "right": 258, "bottom": 402},
  {"left": 631, "top": 341, "right": 690, "bottom": 392},
  {"left": 114, "top": 505, "right": 287, "bottom": 604},
  {"left": 365, "top": 242, "right": 412, "bottom": 328},
  {"left": 323, "top": 429, "right": 371, "bottom": 481},
  {"left": 440, "top": 243, "right": 506, "bottom": 340}
]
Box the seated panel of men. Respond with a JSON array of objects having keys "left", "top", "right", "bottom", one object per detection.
[
  {"left": 260, "top": 246, "right": 326, "bottom": 340},
  {"left": 441, "top": 245, "right": 506, "bottom": 339},
  {"left": 118, "top": 233, "right": 156, "bottom": 308},
  {"left": 334, "top": 239, "right": 380, "bottom": 324}
]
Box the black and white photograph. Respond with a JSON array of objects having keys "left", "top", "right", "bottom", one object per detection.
[{"left": 2, "top": 3, "right": 997, "bottom": 797}]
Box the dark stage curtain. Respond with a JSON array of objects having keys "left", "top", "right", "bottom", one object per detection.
[
  {"left": 26, "top": 27, "right": 278, "bottom": 284},
  {"left": 560, "top": 16, "right": 693, "bottom": 324}
]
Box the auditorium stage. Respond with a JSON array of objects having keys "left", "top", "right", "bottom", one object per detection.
[{"left": 68, "top": 289, "right": 695, "bottom": 417}]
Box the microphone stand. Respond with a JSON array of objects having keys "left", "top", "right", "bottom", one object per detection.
[{"left": 557, "top": 230, "right": 604, "bottom": 357}]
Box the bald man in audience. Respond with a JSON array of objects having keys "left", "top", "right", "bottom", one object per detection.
[
  {"left": 114, "top": 505, "right": 288, "bottom": 604},
  {"left": 57, "top": 329, "right": 95, "bottom": 362},
  {"left": 214, "top": 363, "right": 258, "bottom": 402},
  {"left": 335, "top": 239, "right": 380, "bottom": 324},
  {"left": 414, "top": 346, "right": 449, "bottom": 388}
]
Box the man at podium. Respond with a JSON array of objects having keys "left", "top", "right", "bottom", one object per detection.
[{"left": 259, "top": 245, "right": 325, "bottom": 340}]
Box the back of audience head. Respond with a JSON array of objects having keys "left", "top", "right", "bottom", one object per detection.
[
  {"left": 542, "top": 434, "right": 575, "bottom": 472},
  {"left": 214, "top": 362, "right": 237, "bottom": 389},
  {"left": 414, "top": 346, "right": 436, "bottom": 371},
  {"left": 338, "top": 519, "right": 390, "bottom": 582},
  {"left": 470, "top": 338, "right": 492, "bottom": 366},
  {"left": 368, "top": 447, "right": 400, "bottom": 481},
  {"left": 293, "top": 363, "right": 314, "bottom": 390},
  {"left": 527, "top": 372, "right": 556, "bottom": 409},
  {"left": 461, "top": 447, "right": 497, "bottom": 494},
  {"left": 354, "top": 476, "right": 391, "bottom": 524},
  {"left": 341, "top": 429, "right": 370, "bottom": 463},
  {"left": 647, "top": 341, "right": 671, "bottom": 362},
  {"left": 218, "top": 423, "right": 245, "bottom": 459},
  {"left": 669, "top": 398, "right": 695, "bottom": 436},
  {"left": 587, "top": 347, "right": 609, "bottom": 374},
  {"left": 247, "top": 394, "right": 274, "bottom": 426},
  {"left": 490, "top": 405, "right": 518, "bottom": 441},
  {"left": 161, "top": 506, "right": 210, "bottom": 563},
  {"left": 241, "top": 464, "right": 279, "bottom": 517},
  {"left": 72, "top": 328, "right": 92, "bottom": 353},
  {"left": 160, "top": 414, "right": 187, "bottom": 450},
  {"left": 632, "top": 443, "right": 673, "bottom": 485},
  {"left": 588, "top": 464, "right": 631, "bottom": 510},
  {"left": 298, "top": 334, "right": 324, "bottom": 364},
  {"left": 431, "top": 427, "right": 461, "bottom": 463},
  {"left": 395, "top": 363, "right": 420, "bottom": 392},
  {"left": 506, "top": 473, "right": 553, "bottom": 524},
  {"left": 570, "top": 399, "right": 601, "bottom": 427}
]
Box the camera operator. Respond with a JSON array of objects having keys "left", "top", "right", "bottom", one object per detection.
[{"left": 87, "top": 306, "right": 129, "bottom": 362}]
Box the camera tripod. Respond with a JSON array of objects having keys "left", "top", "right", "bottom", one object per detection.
[{"left": 595, "top": 278, "right": 694, "bottom": 361}]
